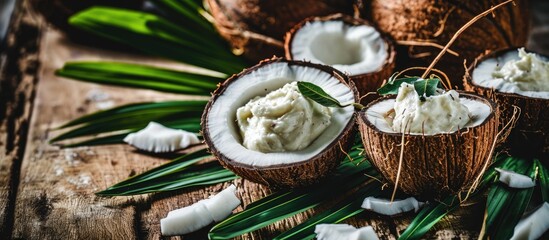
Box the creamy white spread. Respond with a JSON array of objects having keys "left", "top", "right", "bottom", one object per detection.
[
  {"left": 392, "top": 83, "right": 471, "bottom": 134},
  {"left": 236, "top": 82, "right": 332, "bottom": 153},
  {"left": 492, "top": 48, "right": 549, "bottom": 91}
]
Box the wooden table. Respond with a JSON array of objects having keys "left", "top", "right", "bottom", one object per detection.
[{"left": 0, "top": 2, "right": 496, "bottom": 240}]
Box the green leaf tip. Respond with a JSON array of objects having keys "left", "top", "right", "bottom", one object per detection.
[
  {"left": 377, "top": 74, "right": 441, "bottom": 98},
  {"left": 296, "top": 81, "right": 363, "bottom": 110},
  {"left": 297, "top": 81, "right": 343, "bottom": 108}
]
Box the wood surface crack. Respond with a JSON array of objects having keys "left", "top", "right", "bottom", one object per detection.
[{"left": 0, "top": 0, "right": 42, "bottom": 237}]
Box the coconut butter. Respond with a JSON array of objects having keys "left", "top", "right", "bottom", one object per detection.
[
  {"left": 392, "top": 83, "right": 471, "bottom": 135},
  {"left": 492, "top": 48, "right": 549, "bottom": 92},
  {"left": 236, "top": 82, "right": 332, "bottom": 153}
]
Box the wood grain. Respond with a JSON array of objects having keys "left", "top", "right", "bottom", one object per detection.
[
  {"left": 0, "top": 1, "right": 41, "bottom": 236},
  {"left": 0, "top": 2, "right": 488, "bottom": 239}
]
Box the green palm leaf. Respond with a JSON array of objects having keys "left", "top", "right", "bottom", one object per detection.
[
  {"left": 60, "top": 133, "right": 129, "bottom": 148},
  {"left": 481, "top": 156, "right": 537, "bottom": 240},
  {"left": 536, "top": 159, "right": 548, "bottom": 202},
  {"left": 56, "top": 61, "right": 222, "bottom": 94},
  {"left": 208, "top": 148, "right": 377, "bottom": 239},
  {"left": 97, "top": 149, "right": 238, "bottom": 196},
  {"left": 273, "top": 176, "right": 383, "bottom": 240},
  {"left": 150, "top": 0, "right": 214, "bottom": 31},
  {"left": 69, "top": 7, "right": 247, "bottom": 74},
  {"left": 51, "top": 101, "right": 206, "bottom": 144}
]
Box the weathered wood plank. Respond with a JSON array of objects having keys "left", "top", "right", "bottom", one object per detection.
[
  {"left": 10, "top": 25, "right": 202, "bottom": 239},
  {"left": 0, "top": 1, "right": 41, "bottom": 237}
]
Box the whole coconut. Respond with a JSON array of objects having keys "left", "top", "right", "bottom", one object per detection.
[
  {"left": 364, "top": 0, "right": 529, "bottom": 88},
  {"left": 206, "top": 0, "right": 353, "bottom": 61}
]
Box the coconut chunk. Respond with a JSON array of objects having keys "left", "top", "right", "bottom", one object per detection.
[
  {"left": 123, "top": 122, "right": 200, "bottom": 153},
  {"left": 315, "top": 224, "right": 379, "bottom": 240},
  {"left": 510, "top": 202, "right": 549, "bottom": 240},
  {"left": 495, "top": 168, "right": 536, "bottom": 188},
  {"left": 160, "top": 184, "right": 240, "bottom": 236},
  {"left": 361, "top": 197, "right": 424, "bottom": 216}
]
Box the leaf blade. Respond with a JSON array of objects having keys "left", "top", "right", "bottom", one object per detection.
[
  {"left": 297, "top": 81, "right": 343, "bottom": 108},
  {"left": 96, "top": 149, "right": 238, "bottom": 196},
  {"left": 413, "top": 78, "right": 440, "bottom": 97}
]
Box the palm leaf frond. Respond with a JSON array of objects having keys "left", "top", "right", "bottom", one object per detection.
[
  {"left": 536, "top": 159, "right": 548, "bottom": 202},
  {"left": 97, "top": 149, "right": 238, "bottom": 196},
  {"left": 273, "top": 177, "right": 382, "bottom": 240},
  {"left": 69, "top": 7, "right": 247, "bottom": 74},
  {"left": 208, "top": 147, "right": 378, "bottom": 239},
  {"left": 51, "top": 100, "right": 206, "bottom": 144},
  {"left": 56, "top": 61, "right": 222, "bottom": 94},
  {"left": 481, "top": 156, "right": 537, "bottom": 240}
]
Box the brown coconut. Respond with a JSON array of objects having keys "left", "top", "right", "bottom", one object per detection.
[
  {"left": 464, "top": 48, "right": 549, "bottom": 160},
  {"left": 285, "top": 14, "right": 396, "bottom": 99},
  {"left": 201, "top": 58, "right": 358, "bottom": 188},
  {"left": 206, "top": 0, "right": 353, "bottom": 61},
  {"left": 365, "top": 0, "right": 529, "bottom": 88},
  {"left": 358, "top": 93, "right": 498, "bottom": 199}
]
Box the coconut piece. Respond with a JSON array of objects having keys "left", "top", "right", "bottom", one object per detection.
[
  {"left": 285, "top": 14, "right": 396, "bottom": 96},
  {"left": 358, "top": 92, "right": 498, "bottom": 199},
  {"left": 465, "top": 48, "right": 549, "bottom": 159},
  {"left": 510, "top": 202, "right": 549, "bottom": 240},
  {"left": 495, "top": 168, "right": 535, "bottom": 189},
  {"left": 365, "top": 0, "right": 529, "bottom": 86},
  {"left": 202, "top": 58, "right": 357, "bottom": 188},
  {"left": 361, "top": 197, "right": 424, "bottom": 216},
  {"left": 161, "top": 184, "right": 240, "bottom": 236},
  {"left": 206, "top": 0, "right": 353, "bottom": 61},
  {"left": 123, "top": 122, "right": 200, "bottom": 153},
  {"left": 315, "top": 224, "right": 379, "bottom": 240}
]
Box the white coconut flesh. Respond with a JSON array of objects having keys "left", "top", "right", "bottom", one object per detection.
[
  {"left": 206, "top": 62, "right": 354, "bottom": 167},
  {"left": 361, "top": 197, "right": 425, "bottom": 216},
  {"left": 472, "top": 48, "right": 549, "bottom": 99},
  {"left": 123, "top": 122, "right": 200, "bottom": 153},
  {"left": 510, "top": 202, "right": 549, "bottom": 240},
  {"left": 365, "top": 94, "right": 492, "bottom": 136},
  {"left": 290, "top": 21, "right": 388, "bottom": 76},
  {"left": 315, "top": 224, "right": 379, "bottom": 240},
  {"left": 495, "top": 168, "right": 536, "bottom": 189},
  {"left": 160, "top": 185, "right": 240, "bottom": 236}
]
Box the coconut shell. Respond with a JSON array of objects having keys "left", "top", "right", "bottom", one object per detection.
[
  {"left": 201, "top": 58, "right": 358, "bottom": 188},
  {"left": 366, "top": 0, "right": 529, "bottom": 88},
  {"left": 285, "top": 14, "right": 396, "bottom": 100},
  {"left": 206, "top": 0, "right": 353, "bottom": 62},
  {"left": 464, "top": 48, "right": 549, "bottom": 160},
  {"left": 358, "top": 93, "right": 498, "bottom": 199}
]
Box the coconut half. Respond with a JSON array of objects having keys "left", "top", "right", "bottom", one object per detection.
[
  {"left": 206, "top": 0, "right": 353, "bottom": 61},
  {"left": 201, "top": 58, "right": 357, "bottom": 188},
  {"left": 465, "top": 48, "right": 549, "bottom": 159},
  {"left": 285, "top": 14, "right": 396, "bottom": 97},
  {"left": 366, "top": 0, "right": 529, "bottom": 86},
  {"left": 358, "top": 92, "right": 498, "bottom": 199}
]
